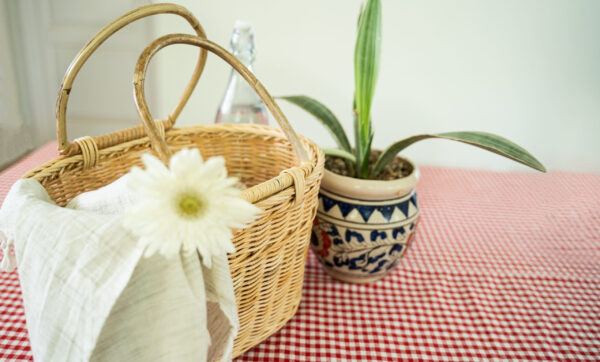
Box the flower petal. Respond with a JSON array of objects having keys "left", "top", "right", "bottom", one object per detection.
[{"left": 122, "top": 148, "right": 261, "bottom": 264}]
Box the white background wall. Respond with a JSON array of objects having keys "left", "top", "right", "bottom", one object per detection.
[
  {"left": 0, "top": 0, "right": 155, "bottom": 166},
  {"left": 5, "top": 0, "right": 599, "bottom": 173},
  {"left": 149, "top": 0, "right": 600, "bottom": 173}
]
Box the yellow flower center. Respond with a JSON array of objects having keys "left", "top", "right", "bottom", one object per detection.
[{"left": 176, "top": 193, "right": 206, "bottom": 219}]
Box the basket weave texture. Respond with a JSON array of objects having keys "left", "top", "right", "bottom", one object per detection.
[{"left": 22, "top": 3, "right": 324, "bottom": 358}]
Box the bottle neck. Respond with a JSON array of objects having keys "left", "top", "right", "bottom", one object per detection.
[{"left": 230, "top": 22, "right": 256, "bottom": 70}]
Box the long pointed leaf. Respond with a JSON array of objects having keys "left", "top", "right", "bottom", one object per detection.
[
  {"left": 354, "top": 0, "right": 381, "bottom": 133},
  {"left": 279, "top": 95, "right": 352, "bottom": 152},
  {"left": 354, "top": 0, "right": 381, "bottom": 177},
  {"left": 357, "top": 2, "right": 365, "bottom": 27},
  {"left": 372, "top": 131, "right": 546, "bottom": 177},
  {"left": 358, "top": 129, "right": 374, "bottom": 178},
  {"left": 352, "top": 98, "right": 360, "bottom": 167},
  {"left": 322, "top": 148, "right": 357, "bottom": 163}
]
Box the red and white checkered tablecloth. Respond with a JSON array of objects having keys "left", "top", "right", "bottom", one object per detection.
[{"left": 1, "top": 142, "right": 599, "bottom": 361}]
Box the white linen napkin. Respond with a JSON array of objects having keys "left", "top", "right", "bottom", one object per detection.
[{"left": 0, "top": 176, "right": 238, "bottom": 361}]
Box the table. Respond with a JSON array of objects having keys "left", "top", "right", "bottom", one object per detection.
[{"left": 1, "top": 142, "right": 599, "bottom": 361}]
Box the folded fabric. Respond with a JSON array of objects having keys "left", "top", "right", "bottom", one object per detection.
[{"left": 0, "top": 175, "right": 237, "bottom": 361}]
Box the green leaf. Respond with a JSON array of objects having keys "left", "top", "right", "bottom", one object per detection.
[
  {"left": 357, "top": 2, "right": 365, "bottom": 28},
  {"left": 357, "top": 129, "right": 374, "bottom": 179},
  {"left": 322, "top": 148, "right": 357, "bottom": 163},
  {"left": 278, "top": 95, "right": 352, "bottom": 153},
  {"left": 354, "top": 0, "right": 381, "bottom": 178},
  {"left": 352, "top": 98, "right": 360, "bottom": 165},
  {"left": 372, "top": 131, "right": 547, "bottom": 177}
]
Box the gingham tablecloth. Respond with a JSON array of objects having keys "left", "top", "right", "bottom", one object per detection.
[{"left": 1, "top": 142, "right": 599, "bottom": 361}]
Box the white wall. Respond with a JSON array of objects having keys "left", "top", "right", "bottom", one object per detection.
[
  {"left": 148, "top": 0, "right": 600, "bottom": 173},
  {"left": 16, "top": 0, "right": 596, "bottom": 172},
  {"left": 1, "top": 0, "right": 158, "bottom": 166}
]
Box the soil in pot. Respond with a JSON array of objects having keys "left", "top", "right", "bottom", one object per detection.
[{"left": 324, "top": 150, "right": 413, "bottom": 180}]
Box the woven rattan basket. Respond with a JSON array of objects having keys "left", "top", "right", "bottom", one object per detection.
[{"left": 22, "top": 4, "right": 324, "bottom": 358}]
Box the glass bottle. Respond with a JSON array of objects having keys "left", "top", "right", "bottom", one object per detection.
[{"left": 215, "top": 21, "right": 268, "bottom": 125}]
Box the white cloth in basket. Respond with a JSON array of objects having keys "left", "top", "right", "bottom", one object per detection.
[{"left": 0, "top": 176, "right": 238, "bottom": 362}]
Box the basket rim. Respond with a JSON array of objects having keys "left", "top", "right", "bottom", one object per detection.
[{"left": 23, "top": 123, "right": 324, "bottom": 205}]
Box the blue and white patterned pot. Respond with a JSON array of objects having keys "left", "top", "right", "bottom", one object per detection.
[{"left": 311, "top": 160, "right": 419, "bottom": 283}]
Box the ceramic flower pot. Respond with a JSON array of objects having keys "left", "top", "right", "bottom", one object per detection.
[{"left": 310, "top": 158, "right": 420, "bottom": 284}]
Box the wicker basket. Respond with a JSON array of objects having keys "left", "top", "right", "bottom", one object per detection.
[{"left": 22, "top": 4, "right": 324, "bottom": 359}]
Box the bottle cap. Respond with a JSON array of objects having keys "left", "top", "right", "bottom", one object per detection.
[{"left": 234, "top": 20, "right": 252, "bottom": 32}]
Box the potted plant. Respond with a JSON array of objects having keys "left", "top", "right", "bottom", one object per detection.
[{"left": 279, "top": 0, "right": 545, "bottom": 283}]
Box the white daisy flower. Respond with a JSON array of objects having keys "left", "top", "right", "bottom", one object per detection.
[{"left": 123, "top": 148, "right": 261, "bottom": 267}]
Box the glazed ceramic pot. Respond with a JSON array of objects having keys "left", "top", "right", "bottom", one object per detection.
[{"left": 310, "top": 158, "right": 420, "bottom": 283}]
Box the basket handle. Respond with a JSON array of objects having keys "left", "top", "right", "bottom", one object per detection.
[
  {"left": 133, "top": 33, "right": 309, "bottom": 163},
  {"left": 57, "top": 3, "right": 207, "bottom": 156}
]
